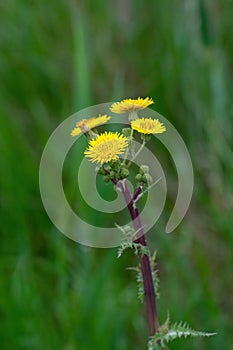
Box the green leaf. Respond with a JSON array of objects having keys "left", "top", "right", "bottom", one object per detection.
[{"left": 148, "top": 319, "right": 216, "bottom": 349}]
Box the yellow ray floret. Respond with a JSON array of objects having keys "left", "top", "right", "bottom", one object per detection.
[
  {"left": 110, "top": 97, "right": 154, "bottom": 114},
  {"left": 71, "top": 114, "right": 110, "bottom": 136},
  {"left": 84, "top": 132, "right": 128, "bottom": 164},
  {"left": 131, "top": 117, "right": 166, "bottom": 134}
]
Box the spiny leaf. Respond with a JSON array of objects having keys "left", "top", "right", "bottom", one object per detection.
[
  {"left": 136, "top": 270, "right": 144, "bottom": 303},
  {"left": 148, "top": 319, "right": 216, "bottom": 349},
  {"left": 150, "top": 251, "right": 160, "bottom": 299},
  {"left": 116, "top": 223, "right": 148, "bottom": 258}
]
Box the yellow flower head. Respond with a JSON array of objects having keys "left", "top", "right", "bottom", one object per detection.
[
  {"left": 131, "top": 117, "right": 166, "bottom": 135},
  {"left": 84, "top": 132, "right": 128, "bottom": 164},
  {"left": 71, "top": 114, "right": 110, "bottom": 136},
  {"left": 110, "top": 97, "right": 154, "bottom": 114}
]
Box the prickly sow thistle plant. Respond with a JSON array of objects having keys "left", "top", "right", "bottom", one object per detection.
[{"left": 71, "top": 97, "right": 216, "bottom": 349}]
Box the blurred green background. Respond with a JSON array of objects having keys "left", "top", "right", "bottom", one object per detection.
[{"left": 1, "top": 0, "right": 233, "bottom": 349}]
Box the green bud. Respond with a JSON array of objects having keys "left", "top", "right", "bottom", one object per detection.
[
  {"left": 109, "top": 171, "right": 115, "bottom": 179},
  {"left": 110, "top": 159, "right": 120, "bottom": 170},
  {"left": 121, "top": 128, "right": 132, "bottom": 137},
  {"left": 104, "top": 175, "right": 110, "bottom": 182},
  {"left": 121, "top": 168, "right": 129, "bottom": 178},
  {"left": 142, "top": 173, "right": 152, "bottom": 184},
  {"left": 135, "top": 174, "right": 142, "bottom": 182},
  {"left": 116, "top": 173, "right": 122, "bottom": 180},
  {"left": 140, "top": 165, "right": 149, "bottom": 174}
]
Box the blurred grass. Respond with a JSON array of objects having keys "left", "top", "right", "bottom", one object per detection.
[{"left": 0, "top": 0, "right": 233, "bottom": 349}]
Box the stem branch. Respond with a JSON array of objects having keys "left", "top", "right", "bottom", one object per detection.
[{"left": 126, "top": 139, "right": 146, "bottom": 168}]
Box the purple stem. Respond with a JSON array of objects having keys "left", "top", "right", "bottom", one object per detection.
[
  {"left": 120, "top": 180, "right": 158, "bottom": 336},
  {"left": 103, "top": 167, "right": 158, "bottom": 336}
]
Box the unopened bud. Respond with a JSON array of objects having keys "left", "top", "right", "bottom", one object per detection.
[
  {"left": 121, "top": 168, "right": 129, "bottom": 178},
  {"left": 104, "top": 175, "right": 110, "bottom": 182},
  {"left": 142, "top": 173, "right": 152, "bottom": 184},
  {"left": 135, "top": 174, "right": 142, "bottom": 182},
  {"left": 110, "top": 159, "right": 120, "bottom": 170},
  {"left": 109, "top": 171, "right": 115, "bottom": 179},
  {"left": 140, "top": 165, "right": 149, "bottom": 174}
]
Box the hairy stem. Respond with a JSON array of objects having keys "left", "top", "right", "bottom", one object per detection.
[
  {"left": 126, "top": 139, "right": 146, "bottom": 168},
  {"left": 122, "top": 128, "right": 134, "bottom": 166},
  {"left": 120, "top": 180, "right": 158, "bottom": 336}
]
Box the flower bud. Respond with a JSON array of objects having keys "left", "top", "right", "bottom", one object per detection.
[
  {"left": 121, "top": 168, "right": 129, "bottom": 178},
  {"left": 142, "top": 173, "right": 152, "bottom": 184},
  {"left": 140, "top": 165, "right": 149, "bottom": 174},
  {"left": 109, "top": 171, "right": 116, "bottom": 179},
  {"left": 104, "top": 175, "right": 110, "bottom": 182},
  {"left": 110, "top": 159, "right": 120, "bottom": 170},
  {"left": 135, "top": 174, "right": 142, "bottom": 182}
]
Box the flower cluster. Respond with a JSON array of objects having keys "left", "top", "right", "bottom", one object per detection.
[
  {"left": 70, "top": 97, "right": 166, "bottom": 171},
  {"left": 70, "top": 97, "right": 215, "bottom": 348}
]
